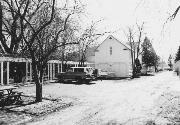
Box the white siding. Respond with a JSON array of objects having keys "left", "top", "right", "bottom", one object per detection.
[{"left": 95, "top": 35, "right": 132, "bottom": 77}]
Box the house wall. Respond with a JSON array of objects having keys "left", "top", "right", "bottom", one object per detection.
[
  {"left": 95, "top": 36, "right": 132, "bottom": 77},
  {"left": 86, "top": 56, "right": 95, "bottom": 64}
]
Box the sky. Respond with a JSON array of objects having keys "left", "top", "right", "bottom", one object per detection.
[{"left": 80, "top": 0, "right": 180, "bottom": 62}]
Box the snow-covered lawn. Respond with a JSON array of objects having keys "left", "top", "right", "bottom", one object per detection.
[
  {"left": 1, "top": 71, "right": 180, "bottom": 125},
  {"left": 22, "top": 71, "right": 180, "bottom": 125}
]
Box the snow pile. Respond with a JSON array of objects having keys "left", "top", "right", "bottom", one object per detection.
[
  {"left": 0, "top": 110, "right": 31, "bottom": 125},
  {"left": 152, "top": 91, "right": 180, "bottom": 124}
]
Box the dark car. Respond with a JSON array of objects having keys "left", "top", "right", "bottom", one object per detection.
[{"left": 56, "top": 67, "right": 94, "bottom": 84}]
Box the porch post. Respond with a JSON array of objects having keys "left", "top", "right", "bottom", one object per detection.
[
  {"left": 53, "top": 63, "right": 55, "bottom": 79},
  {"left": 50, "top": 63, "right": 52, "bottom": 80},
  {"left": 60, "top": 63, "right": 62, "bottom": 73},
  {"left": 48, "top": 63, "right": 50, "bottom": 80},
  {"left": 58, "top": 63, "right": 60, "bottom": 73},
  {"left": 30, "top": 63, "right": 32, "bottom": 81},
  {"left": 26, "top": 62, "right": 28, "bottom": 82},
  {"left": 1, "top": 62, "right": 3, "bottom": 85},
  {"left": 51, "top": 63, "right": 53, "bottom": 80},
  {"left": 7, "top": 62, "right": 9, "bottom": 85}
]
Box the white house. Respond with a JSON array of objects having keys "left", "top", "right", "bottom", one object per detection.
[{"left": 95, "top": 35, "right": 132, "bottom": 77}]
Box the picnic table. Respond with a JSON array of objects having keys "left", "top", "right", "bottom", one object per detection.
[{"left": 0, "top": 86, "right": 23, "bottom": 107}]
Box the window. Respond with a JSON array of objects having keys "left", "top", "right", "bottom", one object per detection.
[
  {"left": 110, "top": 46, "right": 112, "bottom": 55},
  {"left": 74, "top": 68, "right": 84, "bottom": 72}
]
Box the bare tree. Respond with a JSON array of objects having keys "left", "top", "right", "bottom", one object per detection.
[
  {"left": 78, "top": 20, "right": 109, "bottom": 66},
  {"left": 0, "top": 0, "right": 83, "bottom": 102},
  {"left": 168, "top": 5, "right": 180, "bottom": 21},
  {"left": 0, "top": 0, "right": 50, "bottom": 54},
  {"left": 60, "top": 23, "right": 80, "bottom": 71},
  {"left": 124, "top": 22, "right": 144, "bottom": 78},
  {"left": 22, "top": 1, "right": 83, "bottom": 102},
  {"left": 125, "top": 27, "right": 135, "bottom": 77}
]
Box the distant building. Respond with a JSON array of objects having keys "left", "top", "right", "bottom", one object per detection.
[
  {"left": 94, "top": 35, "right": 133, "bottom": 77},
  {"left": 158, "top": 60, "right": 168, "bottom": 70}
]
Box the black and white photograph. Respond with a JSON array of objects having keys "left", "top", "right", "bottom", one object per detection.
[{"left": 0, "top": 0, "right": 180, "bottom": 125}]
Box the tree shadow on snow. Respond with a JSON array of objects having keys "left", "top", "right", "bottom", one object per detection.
[
  {"left": 141, "top": 74, "right": 155, "bottom": 76},
  {"left": 59, "top": 81, "right": 96, "bottom": 85},
  {"left": 98, "top": 77, "right": 132, "bottom": 80}
]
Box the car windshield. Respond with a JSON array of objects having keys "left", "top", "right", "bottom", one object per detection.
[{"left": 74, "top": 68, "right": 84, "bottom": 72}]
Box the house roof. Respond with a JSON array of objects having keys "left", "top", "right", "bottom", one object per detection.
[{"left": 95, "top": 35, "right": 131, "bottom": 51}]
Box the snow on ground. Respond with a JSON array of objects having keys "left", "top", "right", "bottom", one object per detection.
[{"left": 20, "top": 71, "right": 180, "bottom": 125}]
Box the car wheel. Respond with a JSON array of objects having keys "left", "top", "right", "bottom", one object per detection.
[
  {"left": 77, "top": 77, "right": 82, "bottom": 84},
  {"left": 58, "top": 77, "right": 64, "bottom": 83}
]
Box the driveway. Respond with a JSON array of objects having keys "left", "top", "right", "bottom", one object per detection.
[{"left": 24, "top": 71, "right": 180, "bottom": 125}]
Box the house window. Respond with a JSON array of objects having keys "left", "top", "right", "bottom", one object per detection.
[{"left": 110, "top": 46, "right": 112, "bottom": 55}]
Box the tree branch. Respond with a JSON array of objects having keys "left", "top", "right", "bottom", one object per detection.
[{"left": 35, "top": 0, "right": 55, "bottom": 37}]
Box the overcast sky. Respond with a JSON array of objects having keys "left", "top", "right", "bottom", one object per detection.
[
  {"left": 80, "top": 0, "right": 180, "bottom": 62},
  {"left": 56, "top": 0, "right": 180, "bottom": 61}
]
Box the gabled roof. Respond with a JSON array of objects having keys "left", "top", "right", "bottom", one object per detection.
[{"left": 95, "top": 35, "right": 131, "bottom": 51}]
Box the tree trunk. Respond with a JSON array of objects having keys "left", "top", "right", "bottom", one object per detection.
[
  {"left": 129, "top": 38, "right": 134, "bottom": 78},
  {"left": 36, "top": 80, "right": 42, "bottom": 102},
  {"left": 133, "top": 48, "right": 136, "bottom": 77},
  {"left": 145, "top": 66, "right": 148, "bottom": 75},
  {"left": 32, "top": 60, "right": 42, "bottom": 102},
  {"left": 0, "top": 2, "right": 2, "bottom": 34}
]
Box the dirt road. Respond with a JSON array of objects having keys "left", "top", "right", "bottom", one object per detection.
[{"left": 27, "top": 71, "right": 180, "bottom": 125}]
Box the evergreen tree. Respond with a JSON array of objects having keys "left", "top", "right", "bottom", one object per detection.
[
  {"left": 142, "top": 37, "right": 154, "bottom": 67},
  {"left": 168, "top": 54, "right": 173, "bottom": 69},
  {"left": 134, "top": 58, "right": 142, "bottom": 73},
  {"left": 175, "top": 46, "right": 180, "bottom": 62},
  {"left": 142, "top": 37, "right": 159, "bottom": 71},
  {"left": 142, "top": 49, "right": 155, "bottom": 67}
]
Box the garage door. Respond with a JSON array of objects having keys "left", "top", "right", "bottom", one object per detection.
[{"left": 112, "top": 62, "right": 127, "bottom": 77}]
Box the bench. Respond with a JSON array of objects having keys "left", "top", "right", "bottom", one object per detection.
[
  {"left": 0, "top": 91, "right": 3, "bottom": 97},
  {"left": 0, "top": 91, "right": 23, "bottom": 107},
  {"left": 9, "top": 92, "right": 23, "bottom": 104}
]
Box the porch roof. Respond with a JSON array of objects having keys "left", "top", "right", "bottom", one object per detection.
[{"left": 0, "top": 56, "right": 31, "bottom": 62}]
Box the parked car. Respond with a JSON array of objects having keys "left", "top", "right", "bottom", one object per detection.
[
  {"left": 72, "top": 67, "right": 94, "bottom": 76},
  {"left": 56, "top": 67, "right": 95, "bottom": 84}
]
